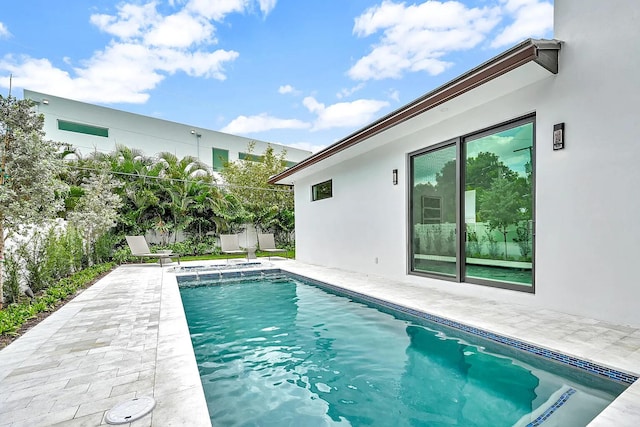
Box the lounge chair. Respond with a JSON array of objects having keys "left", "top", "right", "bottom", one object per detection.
[
  {"left": 125, "top": 236, "right": 180, "bottom": 266},
  {"left": 257, "top": 233, "right": 288, "bottom": 260},
  {"left": 220, "top": 234, "right": 248, "bottom": 262}
]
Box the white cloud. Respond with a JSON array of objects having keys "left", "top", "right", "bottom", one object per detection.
[
  {"left": 0, "top": 38, "right": 239, "bottom": 104},
  {"left": 303, "top": 96, "right": 389, "bottom": 131},
  {"left": 90, "top": 3, "right": 159, "bottom": 39},
  {"left": 349, "top": 0, "right": 501, "bottom": 80},
  {"left": 491, "top": 0, "right": 553, "bottom": 48},
  {"left": 0, "top": 22, "right": 11, "bottom": 38},
  {"left": 336, "top": 83, "right": 365, "bottom": 99},
  {"left": 278, "top": 84, "right": 296, "bottom": 94},
  {"left": 174, "top": 49, "right": 240, "bottom": 79},
  {"left": 286, "top": 141, "right": 327, "bottom": 154},
  {"left": 221, "top": 113, "right": 310, "bottom": 134},
  {"left": 1, "top": 0, "right": 272, "bottom": 104},
  {"left": 257, "top": 0, "right": 277, "bottom": 16},
  {"left": 186, "top": 0, "right": 248, "bottom": 21},
  {"left": 387, "top": 89, "right": 400, "bottom": 102},
  {"left": 302, "top": 96, "right": 323, "bottom": 114},
  {"left": 144, "top": 11, "right": 214, "bottom": 47}
]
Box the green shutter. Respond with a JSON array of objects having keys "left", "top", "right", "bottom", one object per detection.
[{"left": 57, "top": 120, "right": 109, "bottom": 137}]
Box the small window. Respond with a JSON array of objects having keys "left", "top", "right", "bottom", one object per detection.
[
  {"left": 212, "top": 148, "right": 229, "bottom": 171},
  {"left": 312, "top": 180, "right": 332, "bottom": 201},
  {"left": 238, "top": 152, "right": 264, "bottom": 162},
  {"left": 57, "top": 120, "right": 108, "bottom": 137}
]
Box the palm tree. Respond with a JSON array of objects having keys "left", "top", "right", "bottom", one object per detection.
[
  {"left": 153, "top": 152, "right": 226, "bottom": 242},
  {"left": 96, "top": 145, "right": 164, "bottom": 235}
]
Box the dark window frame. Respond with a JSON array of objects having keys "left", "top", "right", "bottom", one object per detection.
[
  {"left": 311, "top": 179, "right": 333, "bottom": 201},
  {"left": 407, "top": 114, "right": 535, "bottom": 293}
]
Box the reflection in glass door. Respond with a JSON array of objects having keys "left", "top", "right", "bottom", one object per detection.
[
  {"left": 464, "top": 121, "right": 534, "bottom": 286},
  {"left": 410, "top": 145, "right": 457, "bottom": 277}
]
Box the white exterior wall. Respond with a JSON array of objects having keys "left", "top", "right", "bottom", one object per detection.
[
  {"left": 534, "top": 0, "right": 640, "bottom": 325},
  {"left": 294, "top": 0, "right": 640, "bottom": 327},
  {"left": 24, "top": 90, "right": 311, "bottom": 169}
]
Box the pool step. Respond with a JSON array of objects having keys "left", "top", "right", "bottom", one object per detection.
[{"left": 514, "top": 385, "right": 576, "bottom": 427}]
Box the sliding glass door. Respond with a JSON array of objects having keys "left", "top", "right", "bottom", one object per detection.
[
  {"left": 410, "top": 144, "right": 458, "bottom": 278},
  {"left": 464, "top": 121, "right": 534, "bottom": 287},
  {"left": 409, "top": 116, "right": 534, "bottom": 291}
]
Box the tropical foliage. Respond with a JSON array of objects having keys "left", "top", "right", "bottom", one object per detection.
[
  {"left": 0, "top": 95, "right": 69, "bottom": 305},
  {"left": 1, "top": 93, "right": 295, "bottom": 307},
  {"left": 220, "top": 142, "right": 294, "bottom": 245}
]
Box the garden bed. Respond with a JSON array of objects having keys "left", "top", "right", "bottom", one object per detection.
[{"left": 0, "top": 263, "right": 115, "bottom": 350}]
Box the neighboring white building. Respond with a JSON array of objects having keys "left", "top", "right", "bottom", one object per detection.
[
  {"left": 23, "top": 89, "right": 311, "bottom": 172},
  {"left": 270, "top": 0, "right": 640, "bottom": 327}
]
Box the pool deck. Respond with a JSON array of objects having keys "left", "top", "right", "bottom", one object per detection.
[{"left": 0, "top": 259, "right": 639, "bottom": 426}]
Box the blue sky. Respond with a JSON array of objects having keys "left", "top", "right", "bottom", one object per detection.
[{"left": 0, "top": 0, "right": 553, "bottom": 153}]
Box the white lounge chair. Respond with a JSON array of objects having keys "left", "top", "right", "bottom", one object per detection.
[
  {"left": 257, "top": 233, "right": 288, "bottom": 260},
  {"left": 220, "top": 234, "right": 248, "bottom": 262},
  {"left": 125, "top": 236, "right": 180, "bottom": 266}
]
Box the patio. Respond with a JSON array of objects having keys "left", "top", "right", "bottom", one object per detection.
[{"left": 0, "top": 259, "right": 639, "bottom": 426}]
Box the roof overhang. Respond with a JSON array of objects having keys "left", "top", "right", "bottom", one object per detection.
[{"left": 269, "top": 38, "right": 561, "bottom": 185}]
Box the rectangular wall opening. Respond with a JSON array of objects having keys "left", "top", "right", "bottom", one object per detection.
[{"left": 409, "top": 115, "right": 535, "bottom": 291}]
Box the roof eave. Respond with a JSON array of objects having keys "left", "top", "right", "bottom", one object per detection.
[{"left": 269, "top": 38, "right": 561, "bottom": 185}]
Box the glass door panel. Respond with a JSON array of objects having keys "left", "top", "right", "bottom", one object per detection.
[
  {"left": 464, "top": 122, "right": 534, "bottom": 286},
  {"left": 410, "top": 145, "right": 457, "bottom": 277}
]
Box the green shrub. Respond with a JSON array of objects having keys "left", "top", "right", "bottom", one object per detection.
[
  {"left": 64, "top": 227, "right": 85, "bottom": 272},
  {"left": 156, "top": 236, "right": 220, "bottom": 256},
  {"left": 0, "top": 262, "right": 115, "bottom": 338},
  {"left": 93, "top": 232, "right": 119, "bottom": 265},
  {"left": 17, "top": 234, "right": 50, "bottom": 293},
  {"left": 111, "top": 246, "right": 136, "bottom": 264},
  {"left": 3, "top": 252, "right": 22, "bottom": 304},
  {"left": 43, "top": 228, "right": 72, "bottom": 280}
]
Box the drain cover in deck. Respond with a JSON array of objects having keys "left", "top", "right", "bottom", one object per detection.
[{"left": 105, "top": 396, "right": 156, "bottom": 424}]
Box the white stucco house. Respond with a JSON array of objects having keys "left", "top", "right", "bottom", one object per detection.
[
  {"left": 23, "top": 89, "right": 311, "bottom": 173},
  {"left": 270, "top": 0, "right": 640, "bottom": 327}
]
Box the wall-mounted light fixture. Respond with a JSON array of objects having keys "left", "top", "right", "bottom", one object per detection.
[
  {"left": 553, "top": 123, "right": 565, "bottom": 150},
  {"left": 392, "top": 169, "right": 398, "bottom": 185}
]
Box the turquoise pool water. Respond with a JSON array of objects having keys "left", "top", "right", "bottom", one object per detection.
[{"left": 179, "top": 274, "right": 627, "bottom": 426}]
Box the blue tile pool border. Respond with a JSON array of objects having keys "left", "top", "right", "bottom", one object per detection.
[
  {"left": 283, "top": 271, "right": 639, "bottom": 386},
  {"left": 176, "top": 267, "right": 638, "bottom": 386},
  {"left": 526, "top": 388, "right": 576, "bottom": 427}
]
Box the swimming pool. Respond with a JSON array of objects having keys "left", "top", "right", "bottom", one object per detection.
[{"left": 178, "top": 270, "right": 632, "bottom": 426}]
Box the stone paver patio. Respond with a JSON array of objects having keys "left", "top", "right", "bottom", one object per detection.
[
  {"left": 0, "top": 259, "right": 639, "bottom": 426},
  {"left": 0, "top": 264, "right": 209, "bottom": 427}
]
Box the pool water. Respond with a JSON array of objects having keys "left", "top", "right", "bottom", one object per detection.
[{"left": 179, "top": 276, "right": 627, "bottom": 426}]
